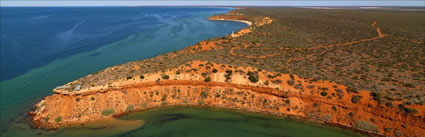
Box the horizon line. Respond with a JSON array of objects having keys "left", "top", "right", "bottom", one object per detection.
[{"left": 1, "top": 1, "right": 424, "bottom": 7}]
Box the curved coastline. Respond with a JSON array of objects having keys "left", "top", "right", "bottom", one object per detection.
[
  {"left": 209, "top": 18, "right": 253, "bottom": 26},
  {"left": 30, "top": 10, "right": 425, "bottom": 137}
]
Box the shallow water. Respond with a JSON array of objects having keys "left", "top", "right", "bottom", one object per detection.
[{"left": 116, "top": 107, "right": 367, "bottom": 137}]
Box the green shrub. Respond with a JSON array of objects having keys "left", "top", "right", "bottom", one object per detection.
[
  {"left": 354, "top": 120, "right": 380, "bottom": 133},
  {"left": 140, "top": 75, "right": 145, "bottom": 79},
  {"left": 127, "top": 76, "right": 133, "bottom": 80},
  {"left": 307, "top": 85, "right": 315, "bottom": 89},
  {"left": 403, "top": 83, "right": 415, "bottom": 88},
  {"left": 125, "top": 105, "right": 134, "bottom": 112},
  {"left": 248, "top": 75, "right": 259, "bottom": 83},
  {"left": 272, "top": 80, "right": 282, "bottom": 84},
  {"left": 384, "top": 96, "right": 395, "bottom": 101},
  {"left": 371, "top": 92, "right": 382, "bottom": 102},
  {"left": 384, "top": 128, "right": 392, "bottom": 132},
  {"left": 320, "top": 91, "right": 328, "bottom": 96},
  {"left": 346, "top": 87, "right": 359, "bottom": 93},
  {"left": 212, "top": 69, "right": 218, "bottom": 73},
  {"left": 263, "top": 99, "right": 268, "bottom": 105},
  {"left": 370, "top": 118, "right": 375, "bottom": 123},
  {"left": 55, "top": 116, "right": 62, "bottom": 123},
  {"left": 351, "top": 96, "right": 361, "bottom": 103},
  {"left": 385, "top": 102, "right": 393, "bottom": 107},
  {"left": 403, "top": 107, "right": 418, "bottom": 114},
  {"left": 200, "top": 91, "right": 209, "bottom": 99},
  {"left": 43, "top": 117, "right": 49, "bottom": 122},
  {"left": 101, "top": 109, "right": 115, "bottom": 116},
  {"left": 348, "top": 112, "right": 354, "bottom": 118},
  {"left": 198, "top": 100, "right": 204, "bottom": 105},
  {"left": 225, "top": 69, "right": 233, "bottom": 74},
  {"left": 287, "top": 80, "right": 295, "bottom": 86},
  {"left": 398, "top": 104, "right": 418, "bottom": 114},
  {"left": 161, "top": 94, "right": 167, "bottom": 101},
  {"left": 204, "top": 77, "right": 211, "bottom": 82},
  {"left": 284, "top": 100, "right": 290, "bottom": 104},
  {"left": 162, "top": 101, "right": 168, "bottom": 105},
  {"left": 162, "top": 75, "right": 169, "bottom": 79},
  {"left": 90, "top": 97, "right": 95, "bottom": 101}
]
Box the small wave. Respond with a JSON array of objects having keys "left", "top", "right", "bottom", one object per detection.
[
  {"left": 53, "top": 21, "right": 86, "bottom": 45},
  {"left": 28, "top": 15, "right": 50, "bottom": 24}
]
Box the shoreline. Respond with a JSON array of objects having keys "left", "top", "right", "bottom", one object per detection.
[
  {"left": 31, "top": 10, "right": 424, "bottom": 137},
  {"left": 209, "top": 18, "right": 253, "bottom": 26}
]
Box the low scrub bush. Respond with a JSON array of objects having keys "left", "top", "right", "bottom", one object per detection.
[
  {"left": 354, "top": 120, "right": 380, "bottom": 133},
  {"left": 320, "top": 91, "right": 328, "bottom": 96},
  {"left": 351, "top": 96, "right": 361, "bottom": 103},
  {"left": 200, "top": 91, "right": 209, "bottom": 99},
  {"left": 204, "top": 77, "right": 211, "bottom": 82},
  {"left": 125, "top": 105, "right": 134, "bottom": 112},
  {"left": 287, "top": 80, "right": 295, "bottom": 86},
  {"left": 102, "top": 109, "right": 115, "bottom": 116},
  {"left": 55, "top": 116, "right": 62, "bottom": 123}
]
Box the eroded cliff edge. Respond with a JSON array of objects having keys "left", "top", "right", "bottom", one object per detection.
[{"left": 31, "top": 10, "right": 425, "bottom": 137}]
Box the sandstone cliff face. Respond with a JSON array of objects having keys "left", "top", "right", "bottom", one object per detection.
[{"left": 32, "top": 61, "right": 424, "bottom": 137}]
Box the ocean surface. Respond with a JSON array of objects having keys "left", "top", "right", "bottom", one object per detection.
[{"left": 1, "top": 7, "right": 364, "bottom": 137}]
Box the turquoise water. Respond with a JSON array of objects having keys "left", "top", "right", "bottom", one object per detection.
[{"left": 0, "top": 7, "right": 246, "bottom": 136}]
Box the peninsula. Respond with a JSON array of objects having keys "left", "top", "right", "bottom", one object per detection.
[{"left": 31, "top": 8, "right": 425, "bottom": 137}]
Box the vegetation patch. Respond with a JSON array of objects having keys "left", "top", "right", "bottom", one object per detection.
[
  {"left": 351, "top": 96, "right": 362, "bottom": 103},
  {"left": 200, "top": 91, "right": 209, "bottom": 99},
  {"left": 101, "top": 109, "right": 115, "bottom": 116},
  {"left": 204, "top": 77, "right": 211, "bottom": 82},
  {"left": 162, "top": 75, "right": 170, "bottom": 79},
  {"left": 55, "top": 116, "right": 62, "bottom": 123},
  {"left": 198, "top": 100, "right": 204, "bottom": 105},
  {"left": 287, "top": 80, "right": 295, "bottom": 86},
  {"left": 354, "top": 120, "right": 380, "bottom": 133},
  {"left": 125, "top": 105, "right": 134, "bottom": 112}
]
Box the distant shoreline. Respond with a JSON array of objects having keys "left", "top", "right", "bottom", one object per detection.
[{"left": 210, "top": 18, "right": 252, "bottom": 26}]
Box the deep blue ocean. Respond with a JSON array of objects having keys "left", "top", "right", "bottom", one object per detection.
[{"left": 0, "top": 7, "right": 243, "bottom": 80}]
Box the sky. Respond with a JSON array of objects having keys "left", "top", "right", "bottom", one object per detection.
[{"left": 0, "top": 0, "right": 424, "bottom": 7}]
